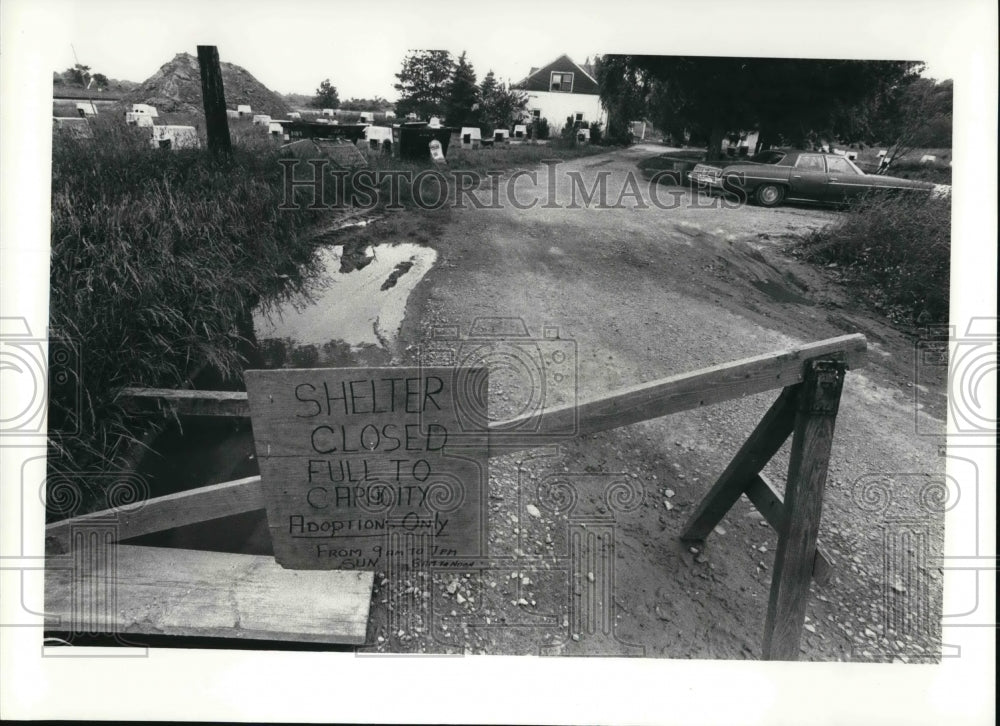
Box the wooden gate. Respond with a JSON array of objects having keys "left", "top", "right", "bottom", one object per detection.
[{"left": 46, "top": 334, "right": 865, "bottom": 658}]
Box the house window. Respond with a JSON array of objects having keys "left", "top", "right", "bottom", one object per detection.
[
  {"left": 575, "top": 113, "right": 584, "bottom": 122},
  {"left": 532, "top": 109, "right": 541, "bottom": 119},
  {"left": 550, "top": 71, "right": 574, "bottom": 93}
]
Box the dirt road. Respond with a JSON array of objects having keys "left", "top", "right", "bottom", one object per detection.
[{"left": 362, "top": 143, "right": 948, "bottom": 660}]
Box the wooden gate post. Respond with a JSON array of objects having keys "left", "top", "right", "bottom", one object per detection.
[
  {"left": 196, "top": 45, "right": 232, "bottom": 158},
  {"left": 762, "top": 360, "right": 846, "bottom": 660}
]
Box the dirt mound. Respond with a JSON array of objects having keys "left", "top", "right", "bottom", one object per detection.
[{"left": 126, "top": 52, "right": 289, "bottom": 118}]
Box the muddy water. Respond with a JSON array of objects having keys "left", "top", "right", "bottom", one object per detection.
[
  {"left": 253, "top": 242, "right": 437, "bottom": 359},
  {"left": 125, "top": 242, "right": 437, "bottom": 559}
]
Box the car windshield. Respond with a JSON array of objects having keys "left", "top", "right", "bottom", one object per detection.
[{"left": 749, "top": 151, "right": 785, "bottom": 164}]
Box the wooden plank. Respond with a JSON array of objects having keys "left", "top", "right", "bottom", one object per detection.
[
  {"left": 117, "top": 387, "right": 251, "bottom": 417},
  {"left": 762, "top": 361, "right": 845, "bottom": 660},
  {"left": 117, "top": 335, "right": 865, "bottom": 434},
  {"left": 196, "top": 45, "right": 232, "bottom": 158},
  {"left": 45, "top": 544, "right": 372, "bottom": 644},
  {"left": 744, "top": 474, "right": 833, "bottom": 586},
  {"left": 487, "top": 334, "right": 866, "bottom": 451},
  {"left": 680, "top": 386, "right": 798, "bottom": 541},
  {"left": 45, "top": 476, "right": 263, "bottom": 554},
  {"left": 244, "top": 367, "right": 489, "bottom": 570}
]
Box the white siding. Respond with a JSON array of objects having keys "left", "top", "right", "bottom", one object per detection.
[{"left": 523, "top": 91, "right": 604, "bottom": 133}]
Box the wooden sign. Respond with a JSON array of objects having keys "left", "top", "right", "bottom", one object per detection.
[{"left": 245, "top": 368, "right": 488, "bottom": 570}]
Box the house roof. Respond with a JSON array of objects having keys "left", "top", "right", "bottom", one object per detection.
[{"left": 514, "top": 54, "right": 599, "bottom": 94}]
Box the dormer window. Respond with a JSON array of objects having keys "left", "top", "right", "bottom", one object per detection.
[{"left": 550, "top": 71, "right": 574, "bottom": 93}]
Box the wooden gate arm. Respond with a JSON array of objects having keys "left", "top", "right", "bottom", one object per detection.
[
  {"left": 489, "top": 334, "right": 866, "bottom": 450},
  {"left": 118, "top": 335, "right": 866, "bottom": 429},
  {"left": 45, "top": 476, "right": 263, "bottom": 554}
]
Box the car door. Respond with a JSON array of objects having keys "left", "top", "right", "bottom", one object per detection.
[
  {"left": 787, "top": 154, "right": 829, "bottom": 200},
  {"left": 824, "top": 155, "right": 869, "bottom": 203}
]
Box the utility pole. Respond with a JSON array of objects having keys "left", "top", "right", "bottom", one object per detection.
[{"left": 197, "top": 45, "right": 232, "bottom": 158}]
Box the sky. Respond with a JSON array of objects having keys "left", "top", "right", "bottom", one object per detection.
[{"left": 41, "top": 0, "right": 960, "bottom": 100}]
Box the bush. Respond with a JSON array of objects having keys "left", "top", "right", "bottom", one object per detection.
[
  {"left": 49, "top": 116, "right": 323, "bottom": 489},
  {"left": 883, "top": 159, "right": 952, "bottom": 185},
  {"left": 532, "top": 117, "right": 550, "bottom": 140},
  {"left": 589, "top": 121, "right": 603, "bottom": 145},
  {"left": 795, "top": 192, "right": 950, "bottom": 325}
]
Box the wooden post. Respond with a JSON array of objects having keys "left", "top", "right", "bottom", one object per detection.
[
  {"left": 762, "top": 360, "right": 845, "bottom": 660},
  {"left": 196, "top": 45, "right": 232, "bottom": 158}
]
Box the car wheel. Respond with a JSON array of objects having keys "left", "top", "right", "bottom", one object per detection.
[{"left": 755, "top": 183, "right": 785, "bottom": 207}]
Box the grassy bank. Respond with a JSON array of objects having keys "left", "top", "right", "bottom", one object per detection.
[
  {"left": 49, "top": 118, "right": 612, "bottom": 504},
  {"left": 49, "top": 116, "right": 324, "bottom": 492},
  {"left": 794, "top": 192, "right": 950, "bottom": 326}
]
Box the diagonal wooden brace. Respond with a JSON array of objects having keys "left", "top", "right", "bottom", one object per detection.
[{"left": 680, "top": 385, "right": 798, "bottom": 542}]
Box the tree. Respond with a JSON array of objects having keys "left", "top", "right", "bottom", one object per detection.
[
  {"left": 63, "top": 63, "right": 91, "bottom": 87},
  {"left": 311, "top": 78, "right": 340, "bottom": 109},
  {"left": 871, "top": 77, "right": 952, "bottom": 168},
  {"left": 478, "top": 71, "right": 528, "bottom": 132},
  {"left": 596, "top": 56, "right": 921, "bottom": 159},
  {"left": 444, "top": 51, "right": 480, "bottom": 127},
  {"left": 394, "top": 50, "right": 455, "bottom": 119},
  {"left": 92, "top": 73, "right": 109, "bottom": 90},
  {"left": 595, "top": 55, "right": 648, "bottom": 145},
  {"left": 339, "top": 96, "right": 394, "bottom": 112}
]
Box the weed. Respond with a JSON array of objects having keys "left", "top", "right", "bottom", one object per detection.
[
  {"left": 49, "top": 114, "right": 323, "bottom": 507},
  {"left": 795, "top": 192, "right": 951, "bottom": 326}
]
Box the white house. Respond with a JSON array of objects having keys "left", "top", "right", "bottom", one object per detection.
[
  {"left": 237, "top": 104, "right": 252, "bottom": 117},
  {"left": 130, "top": 103, "right": 159, "bottom": 117},
  {"left": 75, "top": 101, "right": 98, "bottom": 117},
  {"left": 514, "top": 54, "right": 605, "bottom": 135},
  {"left": 125, "top": 112, "right": 154, "bottom": 127},
  {"left": 226, "top": 109, "right": 240, "bottom": 119},
  {"left": 150, "top": 126, "right": 200, "bottom": 150},
  {"left": 252, "top": 114, "right": 272, "bottom": 126}
]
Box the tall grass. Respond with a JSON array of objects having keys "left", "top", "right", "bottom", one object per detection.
[
  {"left": 49, "top": 116, "right": 324, "bottom": 496},
  {"left": 49, "top": 119, "right": 608, "bottom": 508},
  {"left": 795, "top": 192, "right": 950, "bottom": 326}
]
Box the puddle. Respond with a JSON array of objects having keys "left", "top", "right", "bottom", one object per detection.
[
  {"left": 751, "top": 278, "right": 814, "bottom": 305},
  {"left": 253, "top": 242, "right": 437, "bottom": 361}
]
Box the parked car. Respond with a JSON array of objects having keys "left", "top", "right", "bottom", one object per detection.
[{"left": 688, "top": 149, "right": 937, "bottom": 207}]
